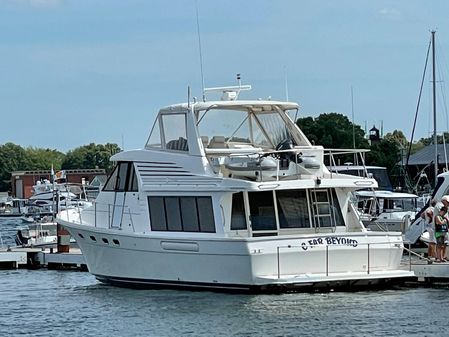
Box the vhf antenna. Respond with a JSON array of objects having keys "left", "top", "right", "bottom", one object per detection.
[{"left": 195, "top": 0, "right": 206, "bottom": 102}]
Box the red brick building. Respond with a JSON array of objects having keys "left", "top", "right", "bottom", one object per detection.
[{"left": 11, "top": 169, "right": 106, "bottom": 199}]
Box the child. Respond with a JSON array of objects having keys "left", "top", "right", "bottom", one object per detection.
[{"left": 434, "top": 207, "right": 449, "bottom": 262}]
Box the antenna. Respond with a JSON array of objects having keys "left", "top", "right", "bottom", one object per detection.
[
  {"left": 284, "top": 66, "right": 289, "bottom": 101},
  {"left": 187, "top": 86, "right": 191, "bottom": 109},
  {"left": 351, "top": 86, "right": 355, "bottom": 148},
  {"left": 195, "top": 0, "right": 206, "bottom": 102},
  {"left": 204, "top": 74, "right": 251, "bottom": 101}
]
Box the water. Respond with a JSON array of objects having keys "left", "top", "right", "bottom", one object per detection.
[{"left": 1, "top": 218, "right": 449, "bottom": 337}]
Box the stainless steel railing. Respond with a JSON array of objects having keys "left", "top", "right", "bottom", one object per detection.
[{"left": 65, "top": 201, "right": 141, "bottom": 232}]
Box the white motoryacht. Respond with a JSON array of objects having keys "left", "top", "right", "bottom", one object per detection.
[{"left": 57, "top": 83, "right": 413, "bottom": 292}]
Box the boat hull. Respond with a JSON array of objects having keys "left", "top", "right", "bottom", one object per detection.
[{"left": 58, "top": 219, "right": 413, "bottom": 292}]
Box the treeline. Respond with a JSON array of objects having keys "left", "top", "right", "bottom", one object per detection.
[
  {"left": 0, "top": 114, "right": 439, "bottom": 192},
  {"left": 296, "top": 113, "right": 433, "bottom": 187},
  {"left": 0, "top": 142, "right": 120, "bottom": 191}
]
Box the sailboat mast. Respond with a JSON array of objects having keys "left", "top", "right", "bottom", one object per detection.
[{"left": 432, "top": 30, "right": 438, "bottom": 188}]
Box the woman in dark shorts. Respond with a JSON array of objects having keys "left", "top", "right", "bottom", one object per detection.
[{"left": 434, "top": 207, "right": 449, "bottom": 262}]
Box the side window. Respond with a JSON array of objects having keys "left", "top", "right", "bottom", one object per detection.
[
  {"left": 148, "top": 197, "right": 167, "bottom": 231},
  {"left": 197, "top": 197, "right": 215, "bottom": 232},
  {"left": 117, "top": 162, "right": 128, "bottom": 191},
  {"left": 103, "top": 165, "right": 119, "bottom": 191},
  {"left": 145, "top": 119, "right": 162, "bottom": 149},
  {"left": 277, "top": 189, "right": 310, "bottom": 228},
  {"left": 248, "top": 191, "right": 276, "bottom": 231},
  {"left": 129, "top": 164, "right": 139, "bottom": 192},
  {"left": 231, "top": 192, "right": 247, "bottom": 230},
  {"left": 102, "top": 162, "right": 139, "bottom": 192},
  {"left": 148, "top": 196, "right": 215, "bottom": 233},
  {"left": 162, "top": 114, "right": 189, "bottom": 152}
]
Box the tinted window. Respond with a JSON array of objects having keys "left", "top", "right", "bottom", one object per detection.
[
  {"left": 248, "top": 191, "right": 276, "bottom": 231},
  {"left": 231, "top": 192, "right": 247, "bottom": 230},
  {"left": 129, "top": 164, "right": 139, "bottom": 192},
  {"left": 181, "top": 197, "right": 200, "bottom": 232},
  {"left": 103, "top": 165, "right": 119, "bottom": 191},
  {"left": 148, "top": 196, "right": 215, "bottom": 233},
  {"left": 117, "top": 162, "right": 128, "bottom": 191},
  {"left": 277, "top": 189, "right": 310, "bottom": 228},
  {"left": 197, "top": 197, "right": 215, "bottom": 233},
  {"left": 165, "top": 197, "right": 183, "bottom": 231},
  {"left": 148, "top": 197, "right": 167, "bottom": 231},
  {"left": 103, "top": 162, "right": 139, "bottom": 192}
]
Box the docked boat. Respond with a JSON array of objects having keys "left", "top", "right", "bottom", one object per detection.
[
  {"left": 15, "top": 219, "right": 58, "bottom": 248},
  {"left": 355, "top": 190, "right": 418, "bottom": 233},
  {"left": 57, "top": 83, "right": 413, "bottom": 292}
]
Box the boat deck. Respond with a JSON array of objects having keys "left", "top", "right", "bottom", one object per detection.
[{"left": 401, "top": 254, "right": 449, "bottom": 285}]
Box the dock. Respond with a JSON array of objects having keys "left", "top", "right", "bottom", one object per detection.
[
  {"left": 401, "top": 255, "right": 449, "bottom": 286},
  {"left": 0, "top": 246, "right": 86, "bottom": 271}
]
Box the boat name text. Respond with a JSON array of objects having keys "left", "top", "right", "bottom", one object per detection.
[{"left": 301, "top": 236, "right": 358, "bottom": 251}]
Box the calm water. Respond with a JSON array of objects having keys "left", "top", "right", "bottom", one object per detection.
[{"left": 1, "top": 218, "right": 449, "bottom": 337}]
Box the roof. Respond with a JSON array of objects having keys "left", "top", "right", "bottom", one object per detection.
[
  {"left": 158, "top": 100, "right": 299, "bottom": 114},
  {"left": 355, "top": 190, "right": 418, "bottom": 199},
  {"left": 406, "top": 144, "right": 449, "bottom": 166}
]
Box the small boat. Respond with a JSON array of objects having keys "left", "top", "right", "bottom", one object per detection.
[
  {"left": 15, "top": 220, "right": 58, "bottom": 248},
  {"left": 57, "top": 81, "right": 413, "bottom": 292}
]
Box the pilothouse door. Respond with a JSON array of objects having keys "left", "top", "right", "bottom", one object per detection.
[
  {"left": 111, "top": 192, "right": 126, "bottom": 228},
  {"left": 103, "top": 161, "right": 139, "bottom": 228}
]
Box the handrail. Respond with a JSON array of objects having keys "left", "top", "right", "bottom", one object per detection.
[
  {"left": 68, "top": 201, "right": 141, "bottom": 231},
  {"left": 402, "top": 244, "right": 432, "bottom": 271}
]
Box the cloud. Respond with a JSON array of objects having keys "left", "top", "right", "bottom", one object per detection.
[
  {"left": 378, "top": 8, "right": 402, "bottom": 21},
  {"left": 9, "top": 0, "right": 64, "bottom": 8}
]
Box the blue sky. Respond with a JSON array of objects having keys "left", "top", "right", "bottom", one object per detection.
[{"left": 1, "top": 0, "right": 449, "bottom": 152}]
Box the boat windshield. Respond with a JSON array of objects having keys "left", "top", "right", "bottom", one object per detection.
[
  {"left": 383, "top": 198, "right": 417, "bottom": 212},
  {"left": 197, "top": 107, "right": 304, "bottom": 150}
]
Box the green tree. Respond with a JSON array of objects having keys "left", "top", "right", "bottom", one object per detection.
[
  {"left": 0, "top": 143, "right": 28, "bottom": 191},
  {"left": 417, "top": 132, "right": 449, "bottom": 146},
  {"left": 62, "top": 143, "right": 121, "bottom": 172},
  {"left": 296, "top": 113, "right": 369, "bottom": 149},
  {"left": 23, "top": 147, "right": 65, "bottom": 171},
  {"left": 365, "top": 139, "right": 401, "bottom": 174},
  {"left": 384, "top": 130, "right": 408, "bottom": 148}
]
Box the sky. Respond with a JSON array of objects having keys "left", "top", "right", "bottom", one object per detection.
[{"left": 2, "top": 0, "right": 449, "bottom": 152}]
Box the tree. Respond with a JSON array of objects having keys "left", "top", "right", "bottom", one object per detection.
[
  {"left": 365, "top": 139, "right": 401, "bottom": 174},
  {"left": 0, "top": 143, "right": 28, "bottom": 191},
  {"left": 417, "top": 132, "right": 449, "bottom": 146},
  {"left": 296, "top": 113, "right": 369, "bottom": 149},
  {"left": 384, "top": 130, "right": 408, "bottom": 149},
  {"left": 23, "top": 147, "right": 65, "bottom": 171},
  {"left": 62, "top": 143, "right": 121, "bottom": 172}
]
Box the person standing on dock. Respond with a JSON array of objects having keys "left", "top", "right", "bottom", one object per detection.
[
  {"left": 422, "top": 199, "right": 437, "bottom": 259},
  {"left": 441, "top": 196, "right": 449, "bottom": 261},
  {"left": 434, "top": 205, "right": 449, "bottom": 262}
]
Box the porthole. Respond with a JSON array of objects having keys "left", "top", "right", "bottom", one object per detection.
[
  {"left": 90, "top": 235, "right": 97, "bottom": 242},
  {"left": 113, "top": 239, "right": 120, "bottom": 246},
  {"left": 78, "top": 233, "right": 85, "bottom": 239},
  {"left": 102, "top": 238, "right": 109, "bottom": 244}
]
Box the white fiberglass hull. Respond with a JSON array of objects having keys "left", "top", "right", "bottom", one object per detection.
[{"left": 58, "top": 219, "right": 413, "bottom": 292}]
